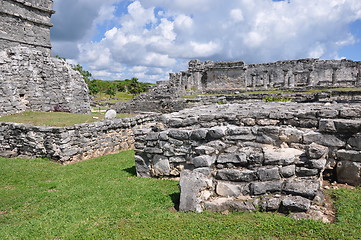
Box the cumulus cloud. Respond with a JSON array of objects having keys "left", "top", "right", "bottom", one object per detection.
[{"left": 51, "top": 0, "right": 361, "bottom": 82}]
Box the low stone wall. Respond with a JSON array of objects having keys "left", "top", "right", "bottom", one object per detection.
[
  {"left": 0, "top": 114, "right": 158, "bottom": 164},
  {"left": 134, "top": 102, "right": 361, "bottom": 217}
]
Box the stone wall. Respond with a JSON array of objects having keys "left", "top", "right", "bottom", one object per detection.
[
  {"left": 176, "top": 59, "right": 361, "bottom": 92},
  {"left": 116, "top": 58, "right": 361, "bottom": 114},
  {"left": 134, "top": 102, "right": 361, "bottom": 216},
  {"left": 0, "top": 0, "right": 91, "bottom": 116},
  {"left": 0, "top": 114, "right": 158, "bottom": 164},
  {"left": 0, "top": 0, "right": 54, "bottom": 53}
]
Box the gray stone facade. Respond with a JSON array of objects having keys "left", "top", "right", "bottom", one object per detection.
[
  {"left": 0, "top": 0, "right": 91, "bottom": 116},
  {"left": 134, "top": 102, "right": 361, "bottom": 217},
  {"left": 174, "top": 59, "right": 361, "bottom": 92},
  {"left": 0, "top": 114, "right": 158, "bottom": 164},
  {"left": 116, "top": 58, "right": 361, "bottom": 113}
]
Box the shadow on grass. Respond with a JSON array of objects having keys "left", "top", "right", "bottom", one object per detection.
[
  {"left": 170, "top": 192, "right": 180, "bottom": 211},
  {"left": 122, "top": 166, "right": 137, "bottom": 176}
]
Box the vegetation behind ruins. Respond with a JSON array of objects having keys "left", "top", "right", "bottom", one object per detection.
[{"left": 0, "top": 151, "right": 360, "bottom": 239}]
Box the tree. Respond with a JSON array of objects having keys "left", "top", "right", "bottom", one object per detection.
[
  {"left": 105, "top": 85, "right": 116, "bottom": 98},
  {"left": 128, "top": 77, "right": 142, "bottom": 96},
  {"left": 72, "top": 64, "right": 92, "bottom": 84}
]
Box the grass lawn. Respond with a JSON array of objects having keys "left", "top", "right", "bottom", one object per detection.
[
  {"left": 0, "top": 151, "right": 360, "bottom": 240},
  {"left": 0, "top": 112, "right": 135, "bottom": 127}
]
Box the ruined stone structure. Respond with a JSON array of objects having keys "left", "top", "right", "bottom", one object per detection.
[
  {"left": 116, "top": 58, "right": 361, "bottom": 113},
  {"left": 134, "top": 102, "right": 361, "bottom": 218},
  {"left": 0, "top": 114, "right": 157, "bottom": 164},
  {"left": 173, "top": 59, "right": 361, "bottom": 93},
  {"left": 0, "top": 0, "right": 90, "bottom": 116}
]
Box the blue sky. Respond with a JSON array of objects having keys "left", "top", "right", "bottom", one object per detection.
[{"left": 51, "top": 0, "right": 361, "bottom": 82}]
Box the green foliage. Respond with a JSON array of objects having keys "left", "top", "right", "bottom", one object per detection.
[
  {"left": 105, "top": 85, "right": 116, "bottom": 98},
  {"left": 263, "top": 96, "right": 293, "bottom": 102},
  {"left": 71, "top": 64, "right": 92, "bottom": 84},
  {"left": 0, "top": 152, "right": 360, "bottom": 239}
]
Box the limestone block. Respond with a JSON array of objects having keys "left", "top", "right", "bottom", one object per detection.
[
  {"left": 169, "top": 156, "right": 186, "bottom": 163},
  {"left": 308, "top": 159, "right": 327, "bottom": 170},
  {"left": 215, "top": 181, "right": 250, "bottom": 197},
  {"left": 279, "top": 165, "right": 296, "bottom": 178},
  {"left": 204, "top": 198, "right": 256, "bottom": 212},
  {"left": 195, "top": 146, "right": 216, "bottom": 155},
  {"left": 303, "top": 131, "right": 345, "bottom": 147},
  {"left": 217, "top": 153, "right": 247, "bottom": 165},
  {"left": 336, "top": 161, "right": 361, "bottom": 186},
  {"left": 336, "top": 150, "right": 361, "bottom": 162},
  {"left": 263, "top": 146, "right": 304, "bottom": 165},
  {"left": 145, "top": 132, "right": 159, "bottom": 141},
  {"left": 168, "top": 129, "right": 189, "bottom": 140},
  {"left": 296, "top": 167, "right": 319, "bottom": 177},
  {"left": 260, "top": 197, "right": 281, "bottom": 211},
  {"left": 283, "top": 179, "right": 320, "bottom": 199},
  {"left": 348, "top": 133, "right": 361, "bottom": 150},
  {"left": 239, "top": 146, "right": 264, "bottom": 165},
  {"left": 318, "top": 119, "right": 336, "bottom": 132},
  {"left": 135, "top": 154, "right": 151, "bottom": 177},
  {"left": 216, "top": 169, "right": 258, "bottom": 182},
  {"left": 250, "top": 181, "right": 283, "bottom": 195},
  {"left": 226, "top": 126, "right": 252, "bottom": 135},
  {"left": 307, "top": 143, "right": 328, "bottom": 159},
  {"left": 179, "top": 170, "right": 213, "bottom": 212},
  {"left": 152, "top": 155, "right": 170, "bottom": 176},
  {"left": 190, "top": 129, "right": 208, "bottom": 140},
  {"left": 257, "top": 167, "right": 281, "bottom": 181},
  {"left": 333, "top": 119, "right": 361, "bottom": 133},
  {"left": 281, "top": 196, "right": 311, "bottom": 212},
  {"left": 192, "top": 155, "right": 216, "bottom": 167},
  {"left": 207, "top": 126, "right": 228, "bottom": 139},
  {"left": 279, "top": 128, "right": 303, "bottom": 143}
]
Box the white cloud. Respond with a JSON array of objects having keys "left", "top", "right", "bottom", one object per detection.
[{"left": 52, "top": 0, "right": 361, "bottom": 82}]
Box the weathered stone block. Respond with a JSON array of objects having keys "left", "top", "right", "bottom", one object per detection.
[
  {"left": 303, "top": 131, "right": 345, "bottom": 147},
  {"left": 135, "top": 154, "right": 150, "bottom": 177},
  {"left": 281, "top": 196, "right": 311, "bottom": 212},
  {"left": 283, "top": 179, "right": 320, "bottom": 199},
  {"left": 348, "top": 133, "right": 361, "bottom": 150},
  {"left": 308, "top": 159, "right": 327, "bottom": 170},
  {"left": 168, "top": 129, "right": 189, "bottom": 140},
  {"left": 257, "top": 167, "right": 281, "bottom": 181},
  {"left": 280, "top": 165, "right": 296, "bottom": 178},
  {"left": 195, "top": 146, "right": 216, "bottom": 155},
  {"left": 152, "top": 155, "right": 170, "bottom": 176},
  {"left": 192, "top": 155, "right": 216, "bottom": 167},
  {"left": 250, "top": 181, "right": 283, "bottom": 195},
  {"left": 336, "top": 150, "right": 361, "bottom": 162},
  {"left": 190, "top": 129, "right": 208, "bottom": 140},
  {"left": 179, "top": 170, "right": 213, "bottom": 212},
  {"left": 319, "top": 119, "right": 336, "bottom": 132},
  {"left": 260, "top": 197, "right": 281, "bottom": 211},
  {"left": 307, "top": 143, "right": 328, "bottom": 159},
  {"left": 217, "top": 153, "right": 247, "bottom": 165},
  {"left": 334, "top": 119, "right": 361, "bottom": 133},
  {"left": 296, "top": 167, "right": 319, "bottom": 177},
  {"left": 336, "top": 161, "right": 361, "bottom": 186},
  {"left": 216, "top": 181, "right": 250, "bottom": 197},
  {"left": 207, "top": 126, "right": 228, "bottom": 139},
  {"left": 216, "top": 169, "right": 258, "bottom": 182},
  {"left": 263, "top": 146, "right": 304, "bottom": 165}
]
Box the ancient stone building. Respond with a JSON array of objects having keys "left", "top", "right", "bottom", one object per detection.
[
  {"left": 0, "top": 0, "right": 90, "bottom": 116},
  {"left": 172, "top": 59, "right": 361, "bottom": 93}
]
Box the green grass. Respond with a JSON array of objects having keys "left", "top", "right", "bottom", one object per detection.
[
  {"left": 0, "top": 112, "right": 135, "bottom": 127},
  {"left": 0, "top": 151, "right": 360, "bottom": 239},
  {"left": 94, "top": 92, "right": 135, "bottom": 103}
]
